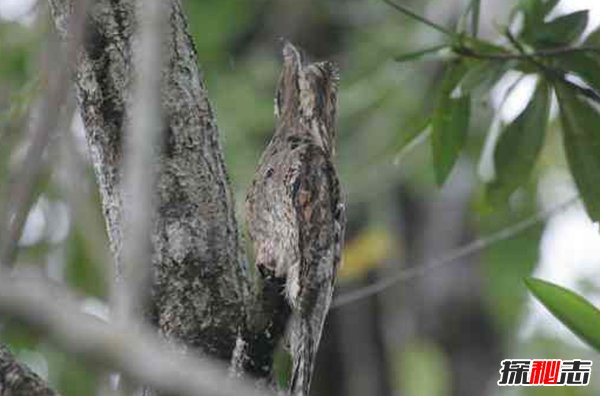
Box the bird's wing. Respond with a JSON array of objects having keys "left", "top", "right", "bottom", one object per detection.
[{"left": 287, "top": 143, "right": 343, "bottom": 310}]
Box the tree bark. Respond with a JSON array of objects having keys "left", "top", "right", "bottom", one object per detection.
[
  {"left": 0, "top": 345, "right": 56, "bottom": 396},
  {"left": 48, "top": 0, "right": 249, "bottom": 361}
]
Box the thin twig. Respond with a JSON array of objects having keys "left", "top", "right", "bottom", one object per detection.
[
  {"left": 454, "top": 44, "right": 600, "bottom": 61},
  {"left": 382, "top": 0, "right": 455, "bottom": 37},
  {"left": 0, "top": 0, "right": 91, "bottom": 268},
  {"left": 394, "top": 44, "right": 450, "bottom": 63},
  {"left": 392, "top": 127, "right": 431, "bottom": 166},
  {"left": 333, "top": 195, "right": 579, "bottom": 308}
]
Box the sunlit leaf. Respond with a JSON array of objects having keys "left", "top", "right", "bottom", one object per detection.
[
  {"left": 488, "top": 81, "right": 549, "bottom": 201},
  {"left": 525, "top": 277, "right": 600, "bottom": 352},
  {"left": 525, "top": 10, "right": 588, "bottom": 48},
  {"left": 432, "top": 63, "right": 471, "bottom": 185},
  {"left": 556, "top": 84, "right": 600, "bottom": 222}
]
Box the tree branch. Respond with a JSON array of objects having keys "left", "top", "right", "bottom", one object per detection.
[
  {"left": 453, "top": 44, "right": 600, "bottom": 61},
  {"left": 47, "top": 0, "right": 249, "bottom": 360},
  {"left": 333, "top": 195, "right": 579, "bottom": 307},
  {"left": 0, "top": 276, "right": 269, "bottom": 396},
  {"left": 382, "top": 0, "right": 454, "bottom": 37},
  {"left": 504, "top": 31, "right": 600, "bottom": 104}
]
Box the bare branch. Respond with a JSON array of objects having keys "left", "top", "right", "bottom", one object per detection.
[
  {"left": 453, "top": 44, "right": 600, "bottom": 61},
  {"left": 0, "top": 275, "right": 270, "bottom": 396},
  {"left": 333, "top": 195, "right": 579, "bottom": 307},
  {"left": 382, "top": 0, "right": 454, "bottom": 37}
]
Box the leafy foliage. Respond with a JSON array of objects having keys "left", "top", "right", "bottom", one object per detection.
[
  {"left": 393, "top": 0, "right": 600, "bottom": 223},
  {"left": 525, "top": 278, "right": 600, "bottom": 352},
  {"left": 521, "top": 9, "right": 588, "bottom": 48},
  {"left": 431, "top": 62, "right": 470, "bottom": 184},
  {"left": 556, "top": 84, "right": 600, "bottom": 222},
  {"left": 388, "top": 0, "right": 600, "bottom": 346},
  {"left": 488, "top": 80, "right": 550, "bottom": 202}
]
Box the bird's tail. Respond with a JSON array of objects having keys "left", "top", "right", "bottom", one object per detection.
[{"left": 289, "top": 317, "right": 318, "bottom": 396}]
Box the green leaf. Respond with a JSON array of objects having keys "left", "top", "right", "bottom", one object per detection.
[
  {"left": 524, "top": 277, "right": 600, "bottom": 352},
  {"left": 519, "top": 0, "right": 559, "bottom": 17},
  {"left": 459, "top": 60, "right": 511, "bottom": 95},
  {"left": 556, "top": 84, "right": 600, "bottom": 222},
  {"left": 432, "top": 63, "right": 471, "bottom": 185},
  {"left": 556, "top": 52, "right": 600, "bottom": 94},
  {"left": 393, "top": 114, "right": 431, "bottom": 153},
  {"left": 489, "top": 81, "right": 550, "bottom": 201},
  {"left": 518, "top": 0, "right": 543, "bottom": 20},
  {"left": 519, "top": 0, "right": 560, "bottom": 32},
  {"left": 539, "top": 0, "right": 560, "bottom": 17},
  {"left": 584, "top": 26, "right": 600, "bottom": 46},
  {"left": 526, "top": 10, "right": 589, "bottom": 48}
]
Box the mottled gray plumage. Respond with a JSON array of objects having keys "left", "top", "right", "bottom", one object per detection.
[{"left": 245, "top": 42, "right": 344, "bottom": 395}]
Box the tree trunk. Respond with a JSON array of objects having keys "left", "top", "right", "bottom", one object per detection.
[{"left": 48, "top": 0, "right": 249, "bottom": 362}]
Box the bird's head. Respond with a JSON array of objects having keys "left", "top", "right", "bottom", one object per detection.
[{"left": 275, "top": 41, "right": 339, "bottom": 156}]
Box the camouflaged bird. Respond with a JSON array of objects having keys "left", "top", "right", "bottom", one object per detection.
[{"left": 245, "top": 42, "right": 345, "bottom": 395}]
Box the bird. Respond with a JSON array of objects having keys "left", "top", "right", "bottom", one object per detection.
[{"left": 245, "top": 41, "right": 344, "bottom": 396}]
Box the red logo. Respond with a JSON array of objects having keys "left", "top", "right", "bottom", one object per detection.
[{"left": 498, "top": 359, "right": 592, "bottom": 386}]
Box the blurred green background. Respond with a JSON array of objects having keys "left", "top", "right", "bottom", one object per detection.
[{"left": 1, "top": 0, "right": 599, "bottom": 395}]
